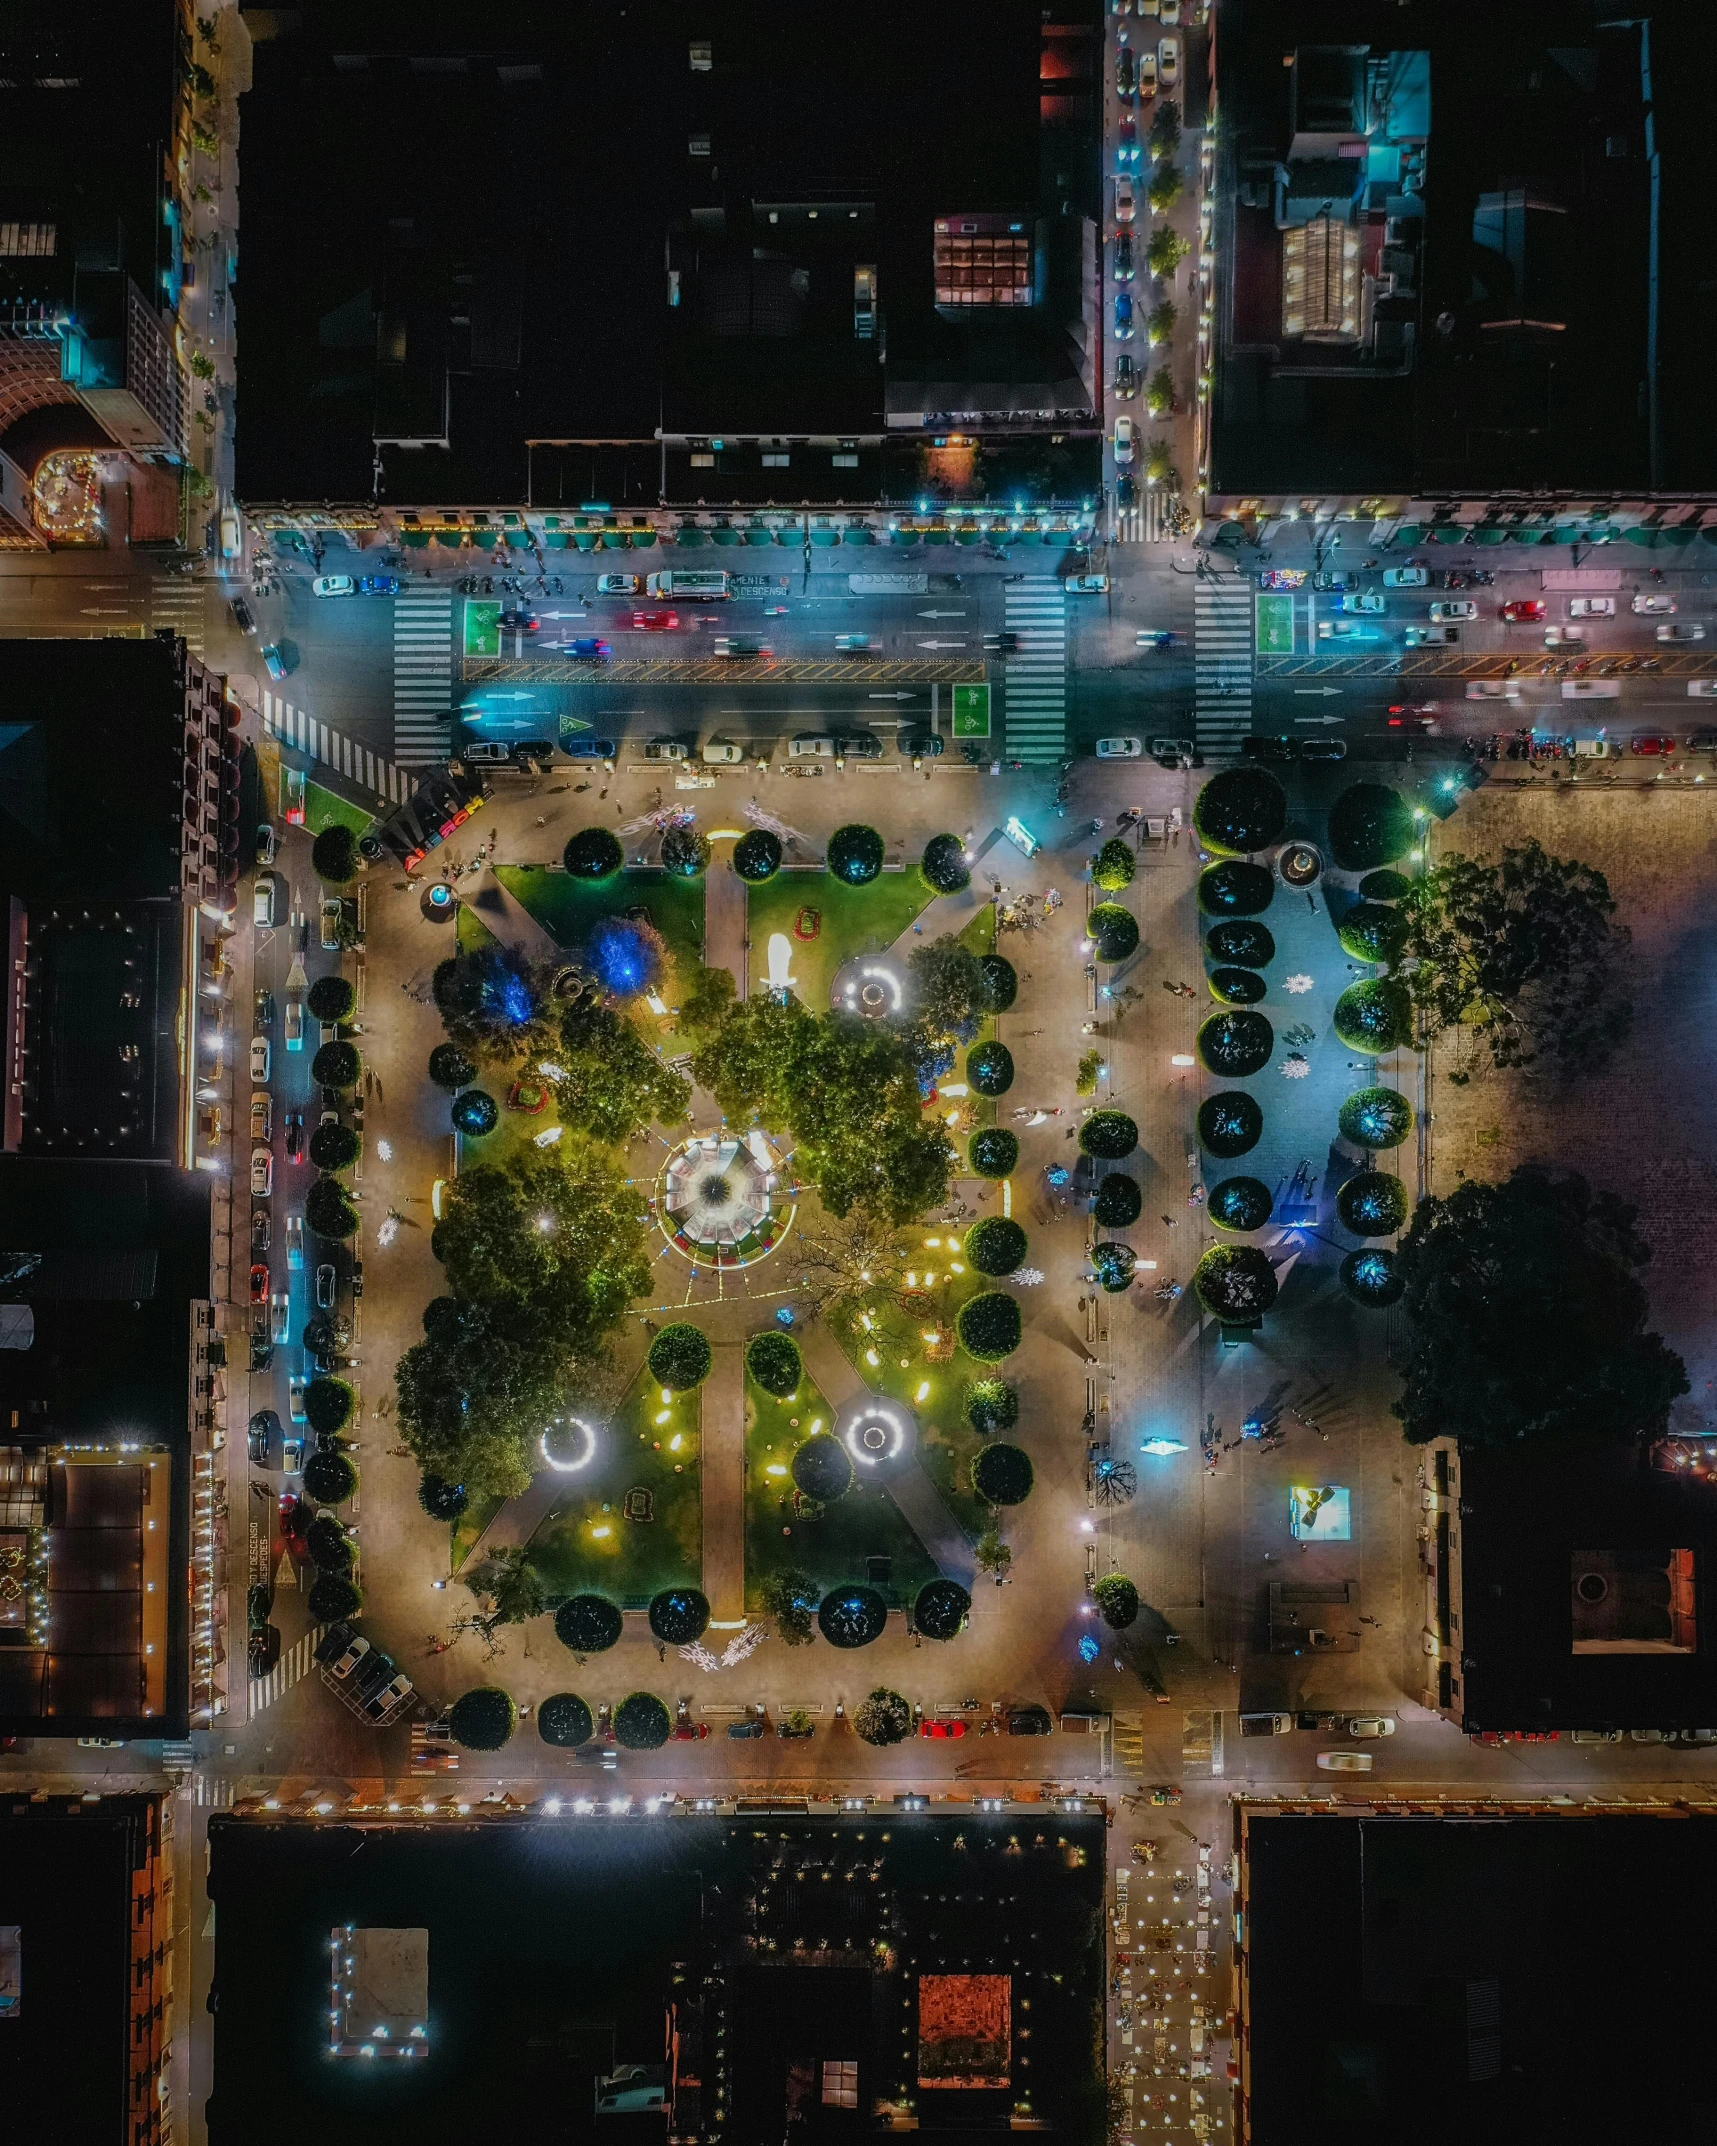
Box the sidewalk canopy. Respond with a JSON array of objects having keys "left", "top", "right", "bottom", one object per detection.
[
  {"left": 810, "top": 526, "right": 841, "bottom": 546},
  {"left": 711, "top": 527, "right": 742, "bottom": 545},
  {"left": 400, "top": 530, "right": 430, "bottom": 547},
  {"left": 674, "top": 525, "right": 709, "bottom": 545},
  {"left": 505, "top": 528, "right": 533, "bottom": 548},
  {"left": 630, "top": 529, "right": 658, "bottom": 547}
]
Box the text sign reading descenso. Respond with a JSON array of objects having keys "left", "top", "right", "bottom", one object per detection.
[{"left": 952, "top": 683, "right": 991, "bottom": 738}]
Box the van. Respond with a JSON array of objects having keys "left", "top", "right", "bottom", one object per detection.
[
  {"left": 1239, "top": 1712, "right": 1293, "bottom": 1737},
  {"left": 1569, "top": 735, "right": 1612, "bottom": 758},
  {"left": 645, "top": 569, "right": 729, "bottom": 601}
]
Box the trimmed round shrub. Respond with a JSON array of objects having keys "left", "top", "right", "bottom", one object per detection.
[
  {"left": 1209, "top": 1177, "right": 1272, "bottom": 1232},
  {"left": 1195, "top": 767, "right": 1287, "bottom": 855},
  {"left": 827, "top": 824, "right": 884, "bottom": 885},
  {"left": 1079, "top": 1110, "right": 1138, "bottom": 1160},
  {"left": 1333, "top": 979, "right": 1412, "bottom": 1055},
  {"left": 818, "top": 1585, "right": 889, "bottom": 1648},
  {"left": 921, "top": 832, "right": 970, "bottom": 894},
  {"left": 969, "top": 1127, "right": 1019, "bottom": 1178},
  {"left": 613, "top": 1692, "right": 671, "bottom": 1750},
  {"left": 538, "top": 1692, "right": 594, "bottom": 1747},
  {"left": 419, "top": 1473, "right": 468, "bottom": 1522},
  {"left": 854, "top": 1686, "right": 911, "bottom": 1744},
  {"left": 305, "top": 1515, "right": 354, "bottom": 1571},
  {"left": 1093, "top": 1242, "right": 1136, "bottom": 1292},
  {"left": 746, "top": 1331, "right": 802, "bottom": 1397},
  {"left": 966, "top": 1217, "right": 1027, "bottom": 1276},
  {"left": 660, "top": 823, "right": 711, "bottom": 878},
  {"left": 422, "top": 1296, "right": 463, "bottom": 1342},
  {"left": 307, "top": 1573, "right": 360, "bottom": 1621},
  {"left": 302, "top": 1448, "right": 355, "bottom": 1505},
  {"left": 1192, "top": 1243, "right": 1279, "bottom": 1322},
  {"left": 1337, "top": 901, "right": 1408, "bottom": 966},
  {"left": 977, "top": 955, "right": 1018, "bottom": 1013},
  {"left": 1198, "top": 1009, "right": 1274, "bottom": 1077},
  {"left": 1093, "top": 838, "right": 1136, "bottom": 892},
  {"left": 428, "top": 1043, "right": 477, "bottom": 1091},
  {"left": 587, "top": 916, "right": 665, "bottom": 998},
  {"left": 648, "top": 1587, "right": 711, "bottom": 1645},
  {"left": 1209, "top": 967, "right": 1266, "bottom": 1005},
  {"left": 1359, "top": 868, "right": 1412, "bottom": 902},
  {"left": 307, "top": 974, "right": 356, "bottom": 1023},
  {"left": 449, "top": 1686, "right": 515, "bottom": 1751},
  {"left": 309, "top": 1120, "right": 361, "bottom": 1171},
  {"left": 915, "top": 1579, "right": 972, "bottom": 1641},
  {"left": 1088, "top": 903, "right": 1140, "bottom": 962},
  {"left": 1199, "top": 860, "right": 1275, "bottom": 915},
  {"left": 451, "top": 1088, "right": 499, "bottom": 1137},
  {"left": 966, "top": 1040, "right": 1015, "bottom": 1097},
  {"left": 1340, "top": 1247, "right": 1406, "bottom": 1309},
  {"left": 958, "top": 1291, "right": 1023, "bottom": 1362},
  {"left": 965, "top": 1379, "right": 1019, "bottom": 1436},
  {"left": 1205, "top": 919, "right": 1276, "bottom": 967},
  {"left": 972, "top": 1442, "right": 1034, "bottom": 1506},
  {"left": 1093, "top": 1573, "right": 1140, "bottom": 1629},
  {"left": 311, "top": 824, "right": 358, "bottom": 883},
  {"left": 1339, "top": 1087, "right": 1414, "bottom": 1151},
  {"left": 1336, "top": 1170, "right": 1409, "bottom": 1238},
  {"left": 1198, "top": 1091, "right": 1263, "bottom": 1158},
  {"left": 564, "top": 826, "right": 624, "bottom": 880},
  {"left": 792, "top": 1435, "right": 854, "bottom": 1502},
  {"left": 303, "top": 1377, "right": 354, "bottom": 1438},
  {"left": 733, "top": 829, "right": 782, "bottom": 883},
  {"left": 648, "top": 1323, "right": 712, "bottom": 1391},
  {"left": 1094, "top": 1173, "right": 1142, "bottom": 1228},
  {"left": 312, "top": 1039, "right": 360, "bottom": 1089},
  {"left": 554, "top": 1594, "right": 623, "bottom": 1656},
  {"left": 1329, "top": 782, "right": 1415, "bottom": 871}
]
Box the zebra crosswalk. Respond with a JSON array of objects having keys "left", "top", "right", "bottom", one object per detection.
[
  {"left": 1194, "top": 578, "right": 1253, "bottom": 751},
  {"left": 1112, "top": 490, "right": 1176, "bottom": 545},
  {"left": 394, "top": 585, "right": 454, "bottom": 766},
  {"left": 1002, "top": 581, "right": 1067, "bottom": 765},
  {"left": 248, "top": 1625, "right": 322, "bottom": 1718},
  {"left": 149, "top": 578, "right": 206, "bottom": 656},
  {"left": 261, "top": 693, "right": 411, "bottom": 804}
]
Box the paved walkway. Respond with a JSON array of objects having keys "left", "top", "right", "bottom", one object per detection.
[
  {"left": 702, "top": 1346, "right": 746, "bottom": 1622},
  {"left": 705, "top": 858, "right": 748, "bottom": 995},
  {"left": 882, "top": 829, "right": 1002, "bottom": 960}
]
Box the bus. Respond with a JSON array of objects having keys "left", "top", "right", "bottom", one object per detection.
[{"left": 645, "top": 569, "right": 730, "bottom": 600}]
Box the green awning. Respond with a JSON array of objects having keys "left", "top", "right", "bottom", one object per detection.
[
  {"left": 501, "top": 512, "right": 523, "bottom": 526},
  {"left": 810, "top": 527, "right": 841, "bottom": 546},
  {"left": 1550, "top": 525, "right": 1582, "bottom": 544},
  {"left": 954, "top": 527, "right": 982, "bottom": 545},
  {"left": 745, "top": 528, "right": 774, "bottom": 546},
  {"left": 543, "top": 532, "right": 571, "bottom": 549},
  {"left": 601, "top": 530, "right": 631, "bottom": 548},
  {"left": 400, "top": 530, "right": 431, "bottom": 547},
  {"left": 1429, "top": 524, "right": 1468, "bottom": 544},
  {"left": 675, "top": 526, "right": 709, "bottom": 546},
  {"left": 844, "top": 526, "right": 876, "bottom": 545},
  {"left": 1662, "top": 525, "right": 1698, "bottom": 546},
  {"left": 1625, "top": 526, "right": 1660, "bottom": 547},
  {"left": 505, "top": 528, "right": 533, "bottom": 548},
  {"left": 711, "top": 527, "right": 742, "bottom": 546},
  {"left": 630, "top": 528, "right": 658, "bottom": 548},
  {"left": 1386, "top": 523, "right": 1423, "bottom": 544},
  {"left": 1471, "top": 526, "right": 1507, "bottom": 545},
  {"left": 924, "top": 528, "right": 951, "bottom": 545},
  {"left": 573, "top": 531, "right": 600, "bottom": 551},
  {"left": 433, "top": 529, "right": 465, "bottom": 546},
  {"left": 471, "top": 529, "right": 496, "bottom": 549},
  {"left": 542, "top": 515, "right": 561, "bottom": 530}
]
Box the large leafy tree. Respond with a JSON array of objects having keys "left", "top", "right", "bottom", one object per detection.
[
  {"left": 1399, "top": 840, "right": 1632, "bottom": 1071},
  {"left": 793, "top": 1204, "right": 910, "bottom": 1319},
  {"left": 690, "top": 992, "right": 811, "bottom": 1123},
  {"left": 553, "top": 999, "right": 691, "bottom": 1144},
  {"left": 432, "top": 945, "right": 560, "bottom": 1068},
  {"left": 464, "top": 1545, "right": 547, "bottom": 1634},
  {"left": 1393, "top": 1166, "right": 1686, "bottom": 1450},
  {"left": 906, "top": 935, "right": 985, "bottom": 1045}
]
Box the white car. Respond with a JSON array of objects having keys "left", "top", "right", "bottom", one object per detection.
[
  {"left": 1429, "top": 600, "right": 1477, "bottom": 622},
  {"left": 1158, "top": 0, "right": 1180, "bottom": 21},
  {"left": 330, "top": 1634, "right": 371, "bottom": 1680},
  {"left": 1346, "top": 592, "right": 1386, "bottom": 613},
  {"left": 461, "top": 740, "right": 513, "bottom": 763},
  {"left": 1067, "top": 573, "right": 1111, "bottom": 594},
  {"left": 1632, "top": 592, "right": 1676, "bottom": 614},
  {"left": 788, "top": 734, "right": 837, "bottom": 760},
  {"left": 1114, "top": 175, "right": 1136, "bottom": 224},
  {"left": 1158, "top": 35, "right": 1179, "bottom": 85},
  {"left": 1466, "top": 680, "right": 1523, "bottom": 702},
  {"left": 1346, "top": 1715, "right": 1396, "bottom": 1739},
  {"left": 596, "top": 573, "right": 641, "bottom": 595},
  {"left": 1317, "top": 1751, "right": 1373, "bottom": 1773},
  {"left": 269, "top": 1293, "right": 290, "bottom": 1344},
  {"left": 641, "top": 738, "right": 688, "bottom": 761},
  {"left": 1568, "top": 596, "right": 1615, "bottom": 618},
  {"left": 288, "top": 1378, "right": 308, "bottom": 1426},
  {"left": 1687, "top": 681, "right": 1717, "bottom": 697},
  {"left": 287, "top": 1215, "right": 304, "bottom": 1271},
  {"left": 1113, "top": 415, "right": 1136, "bottom": 465},
  {"left": 1382, "top": 566, "right": 1428, "bottom": 588},
  {"left": 1136, "top": 48, "right": 1157, "bottom": 94},
  {"left": 252, "top": 876, "right": 276, "bottom": 929},
  {"left": 1659, "top": 622, "right": 1706, "bottom": 642},
  {"left": 311, "top": 575, "right": 355, "bottom": 598},
  {"left": 250, "top": 1146, "right": 274, "bottom": 1199},
  {"left": 701, "top": 737, "right": 745, "bottom": 763},
  {"left": 1405, "top": 625, "right": 1459, "bottom": 647},
  {"left": 249, "top": 1035, "right": 271, "bottom": 1085},
  {"left": 1095, "top": 737, "right": 1143, "bottom": 759}
]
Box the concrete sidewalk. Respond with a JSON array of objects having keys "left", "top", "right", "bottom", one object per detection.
[{"left": 701, "top": 1346, "right": 746, "bottom": 1622}]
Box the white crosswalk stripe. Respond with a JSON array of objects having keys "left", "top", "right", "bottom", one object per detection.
[
  {"left": 261, "top": 692, "right": 410, "bottom": 803},
  {"left": 1111, "top": 490, "right": 1175, "bottom": 545},
  {"left": 1003, "top": 581, "right": 1067, "bottom": 765},
  {"left": 149, "top": 579, "right": 205, "bottom": 656},
  {"left": 394, "top": 585, "right": 454, "bottom": 766},
  {"left": 1195, "top": 580, "right": 1254, "bottom": 751},
  {"left": 248, "top": 1626, "right": 322, "bottom": 1718}
]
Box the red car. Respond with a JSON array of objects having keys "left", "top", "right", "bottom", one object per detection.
[
  {"left": 249, "top": 1263, "right": 270, "bottom": 1305},
  {"left": 631, "top": 611, "right": 680, "bottom": 631},
  {"left": 1500, "top": 600, "right": 1546, "bottom": 623},
  {"left": 1631, "top": 732, "right": 1678, "bottom": 756},
  {"left": 919, "top": 1718, "right": 967, "bottom": 1739}
]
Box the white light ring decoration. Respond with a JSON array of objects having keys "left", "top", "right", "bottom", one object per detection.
[
  {"left": 540, "top": 1415, "right": 598, "bottom": 1473},
  {"left": 844, "top": 1400, "right": 910, "bottom": 1469}
]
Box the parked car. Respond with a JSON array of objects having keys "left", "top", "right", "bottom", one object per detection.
[
  {"left": 1095, "top": 736, "right": 1143, "bottom": 759},
  {"left": 1568, "top": 596, "right": 1615, "bottom": 618},
  {"left": 1300, "top": 737, "right": 1348, "bottom": 762},
  {"left": 1346, "top": 1715, "right": 1397, "bottom": 1738},
  {"left": 330, "top": 1634, "right": 371, "bottom": 1680},
  {"left": 510, "top": 738, "right": 556, "bottom": 764},
  {"left": 1500, "top": 599, "right": 1547, "bottom": 623},
  {"left": 920, "top": 1718, "right": 967, "bottom": 1739},
  {"left": 1114, "top": 174, "right": 1136, "bottom": 223},
  {"left": 641, "top": 738, "right": 688, "bottom": 761},
  {"left": 363, "top": 1674, "right": 414, "bottom": 1723},
  {"left": 1630, "top": 732, "right": 1678, "bottom": 755},
  {"left": 315, "top": 1263, "right": 337, "bottom": 1311},
  {"left": 1116, "top": 46, "right": 1136, "bottom": 98},
  {"left": 901, "top": 731, "right": 944, "bottom": 760},
  {"left": 1686, "top": 726, "right": 1717, "bottom": 749},
  {"left": 284, "top": 1000, "right": 304, "bottom": 1052},
  {"left": 357, "top": 574, "right": 399, "bottom": 596},
  {"left": 269, "top": 1293, "right": 290, "bottom": 1344},
  {"left": 1317, "top": 1751, "right": 1373, "bottom": 1772},
  {"left": 630, "top": 610, "right": 679, "bottom": 631},
  {"left": 702, "top": 737, "right": 746, "bottom": 763},
  {"left": 567, "top": 637, "right": 612, "bottom": 659},
  {"left": 319, "top": 897, "right": 343, "bottom": 950},
  {"left": 250, "top": 1147, "right": 273, "bottom": 1198},
  {"left": 260, "top": 643, "right": 287, "bottom": 681},
  {"left": 597, "top": 572, "right": 641, "bottom": 595},
  {"left": 1632, "top": 591, "right": 1676, "bottom": 614},
  {"left": 1381, "top": 566, "right": 1428, "bottom": 588},
  {"left": 1158, "top": 34, "right": 1180, "bottom": 85},
  {"left": 1243, "top": 734, "right": 1299, "bottom": 763},
  {"left": 252, "top": 876, "right": 276, "bottom": 929},
  {"left": 248, "top": 1262, "right": 269, "bottom": 1306},
  {"left": 1429, "top": 600, "right": 1477, "bottom": 622},
  {"left": 1117, "top": 119, "right": 1140, "bottom": 168},
  {"left": 788, "top": 734, "right": 837, "bottom": 760},
  {"left": 230, "top": 595, "right": 257, "bottom": 636},
  {"left": 726, "top": 1718, "right": 764, "bottom": 1739},
  {"left": 1114, "top": 227, "right": 1135, "bottom": 281},
  {"left": 1114, "top": 291, "right": 1135, "bottom": 339},
  {"left": 562, "top": 735, "right": 617, "bottom": 760},
  {"left": 250, "top": 1093, "right": 273, "bottom": 1142},
  {"left": 462, "top": 740, "right": 513, "bottom": 763},
  {"left": 288, "top": 1378, "right": 308, "bottom": 1425},
  {"left": 1115, "top": 354, "right": 1139, "bottom": 398},
  {"left": 1006, "top": 1705, "right": 1053, "bottom": 1735},
  {"left": 250, "top": 1210, "right": 271, "bottom": 1257},
  {"left": 1239, "top": 1713, "right": 1293, "bottom": 1737},
  {"left": 1295, "top": 1711, "right": 1344, "bottom": 1732},
  {"left": 839, "top": 732, "right": 884, "bottom": 761},
  {"left": 247, "top": 1411, "right": 276, "bottom": 1466},
  {"left": 311, "top": 575, "right": 355, "bottom": 597},
  {"left": 1113, "top": 414, "right": 1136, "bottom": 465},
  {"left": 1659, "top": 622, "right": 1706, "bottom": 642}
]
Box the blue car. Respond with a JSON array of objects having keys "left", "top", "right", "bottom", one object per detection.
[
  {"left": 561, "top": 735, "right": 617, "bottom": 760},
  {"left": 567, "top": 637, "right": 612, "bottom": 660},
  {"left": 1114, "top": 292, "right": 1135, "bottom": 340},
  {"left": 356, "top": 574, "right": 399, "bottom": 595}
]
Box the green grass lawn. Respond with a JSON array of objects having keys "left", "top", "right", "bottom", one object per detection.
[
  {"left": 746, "top": 867, "right": 934, "bottom": 1009},
  {"left": 497, "top": 865, "right": 705, "bottom": 1000},
  {"left": 526, "top": 1367, "right": 701, "bottom": 1606},
  {"left": 743, "top": 1367, "right": 938, "bottom": 1611},
  {"left": 305, "top": 781, "right": 373, "bottom": 839},
  {"left": 450, "top": 1493, "right": 505, "bottom": 1573}
]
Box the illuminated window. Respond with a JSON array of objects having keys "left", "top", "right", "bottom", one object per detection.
[
  {"left": 822, "top": 2059, "right": 858, "bottom": 2108},
  {"left": 0, "top": 222, "right": 55, "bottom": 258}
]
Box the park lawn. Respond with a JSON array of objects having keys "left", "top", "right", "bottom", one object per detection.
[
  {"left": 450, "top": 1493, "right": 505, "bottom": 1573},
  {"left": 746, "top": 867, "right": 934, "bottom": 1010},
  {"left": 455, "top": 903, "right": 498, "bottom": 956},
  {"left": 497, "top": 865, "right": 705, "bottom": 999},
  {"left": 743, "top": 1366, "right": 938, "bottom": 1611},
  {"left": 305, "top": 780, "right": 373, "bottom": 840},
  {"left": 526, "top": 1367, "right": 701, "bottom": 1607}
]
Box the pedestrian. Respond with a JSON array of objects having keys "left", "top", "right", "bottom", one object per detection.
[{"left": 1160, "top": 1215, "right": 1179, "bottom": 1229}]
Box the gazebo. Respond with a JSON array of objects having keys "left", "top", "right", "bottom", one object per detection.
[{"left": 658, "top": 1130, "right": 794, "bottom": 1267}]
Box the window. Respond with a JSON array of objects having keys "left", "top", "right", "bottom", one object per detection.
[
  {"left": 822, "top": 2060, "right": 858, "bottom": 2108},
  {"left": 0, "top": 222, "right": 55, "bottom": 258},
  {"left": 761, "top": 452, "right": 790, "bottom": 467}
]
